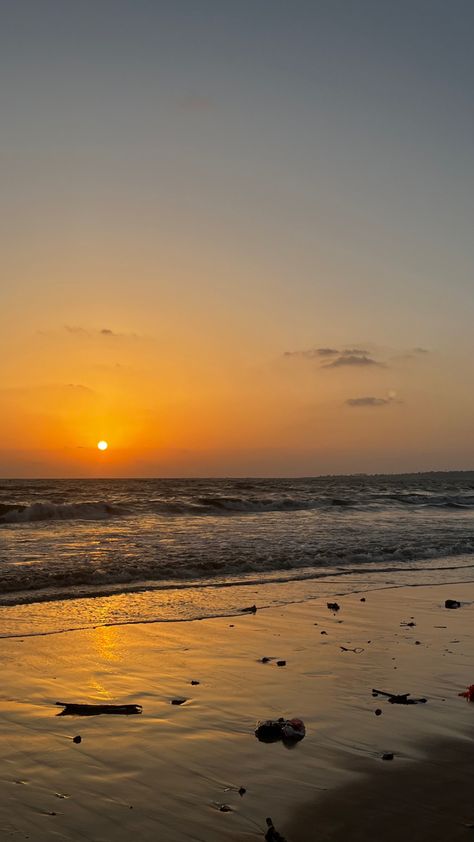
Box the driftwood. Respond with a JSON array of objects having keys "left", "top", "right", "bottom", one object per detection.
[
  {"left": 372, "top": 689, "right": 427, "bottom": 705},
  {"left": 56, "top": 702, "right": 142, "bottom": 716}
]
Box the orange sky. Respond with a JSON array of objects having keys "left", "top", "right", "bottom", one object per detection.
[{"left": 1, "top": 2, "right": 474, "bottom": 476}]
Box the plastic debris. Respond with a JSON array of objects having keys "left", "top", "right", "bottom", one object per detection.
[
  {"left": 459, "top": 685, "right": 474, "bottom": 702},
  {"left": 57, "top": 703, "right": 142, "bottom": 717},
  {"left": 445, "top": 599, "right": 461, "bottom": 609},
  {"left": 170, "top": 698, "right": 187, "bottom": 705},
  {"left": 265, "top": 816, "right": 287, "bottom": 841},
  {"left": 340, "top": 646, "right": 364, "bottom": 653},
  {"left": 255, "top": 718, "right": 306, "bottom": 744},
  {"left": 190, "top": 680, "right": 200, "bottom": 685},
  {"left": 372, "top": 689, "right": 427, "bottom": 705},
  {"left": 327, "top": 602, "right": 340, "bottom": 612}
]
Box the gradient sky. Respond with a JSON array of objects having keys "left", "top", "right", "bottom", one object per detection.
[{"left": 1, "top": 0, "right": 473, "bottom": 477}]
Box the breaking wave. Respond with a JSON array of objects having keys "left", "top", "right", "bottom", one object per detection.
[{"left": 0, "top": 501, "right": 123, "bottom": 524}]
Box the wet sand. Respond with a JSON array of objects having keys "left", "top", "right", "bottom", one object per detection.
[{"left": 0, "top": 582, "right": 473, "bottom": 840}]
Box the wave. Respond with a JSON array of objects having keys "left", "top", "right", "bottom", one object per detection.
[
  {"left": 2, "top": 491, "right": 474, "bottom": 524},
  {"left": 0, "top": 501, "right": 123, "bottom": 524}
]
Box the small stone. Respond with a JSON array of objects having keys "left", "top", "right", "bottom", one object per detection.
[
  {"left": 360, "top": 597, "right": 366, "bottom": 602},
  {"left": 375, "top": 709, "right": 382, "bottom": 716},
  {"left": 171, "top": 698, "right": 187, "bottom": 705},
  {"left": 276, "top": 660, "right": 286, "bottom": 667},
  {"left": 238, "top": 787, "right": 246, "bottom": 797},
  {"left": 382, "top": 752, "right": 394, "bottom": 760},
  {"left": 321, "top": 631, "right": 328, "bottom": 635},
  {"left": 72, "top": 735, "right": 82, "bottom": 744},
  {"left": 218, "top": 804, "right": 232, "bottom": 812},
  {"left": 190, "top": 680, "right": 200, "bottom": 685}
]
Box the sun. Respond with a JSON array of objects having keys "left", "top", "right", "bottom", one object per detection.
[{"left": 97, "top": 440, "right": 108, "bottom": 451}]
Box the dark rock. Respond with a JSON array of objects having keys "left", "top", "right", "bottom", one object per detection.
[
  {"left": 276, "top": 660, "right": 286, "bottom": 666},
  {"left": 190, "top": 680, "right": 200, "bottom": 685},
  {"left": 171, "top": 698, "right": 187, "bottom": 705},
  {"left": 375, "top": 709, "right": 382, "bottom": 716},
  {"left": 382, "top": 752, "right": 394, "bottom": 760},
  {"left": 238, "top": 787, "right": 246, "bottom": 797},
  {"left": 72, "top": 735, "right": 82, "bottom": 744},
  {"left": 327, "top": 602, "right": 340, "bottom": 612},
  {"left": 445, "top": 599, "right": 461, "bottom": 609}
]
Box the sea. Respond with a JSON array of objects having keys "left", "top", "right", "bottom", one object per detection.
[{"left": 1, "top": 473, "right": 474, "bottom": 638}]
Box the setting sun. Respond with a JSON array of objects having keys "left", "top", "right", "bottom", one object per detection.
[{"left": 97, "top": 440, "right": 108, "bottom": 451}]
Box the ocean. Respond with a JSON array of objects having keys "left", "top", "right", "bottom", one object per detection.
[{"left": 1, "top": 473, "right": 474, "bottom": 637}]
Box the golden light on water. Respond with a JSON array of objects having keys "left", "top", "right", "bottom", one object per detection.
[{"left": 97, "top": 440, "right": 108, "bottom": 451}]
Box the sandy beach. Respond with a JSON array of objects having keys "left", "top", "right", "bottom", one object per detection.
[{"left": 0, "top": 581, "right": 473, "bottom": 840}]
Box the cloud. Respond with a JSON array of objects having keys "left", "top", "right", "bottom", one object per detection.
[
  {"left": 345, "top": 391, "right": 401, "bottom": 407},
  {"left": 325, "top": 354, "right": 383, "bottom": 368},
  {"left": 64, "top": 326, "right": 139, "bottom": 339},
  {"left": 284, "top": 347, "right": 339, "bottom": 359},
  {"left": 346, "top": 396, "right": 390, "bottom": 407},
  {"left": 284, "top": 346, "right": 383, "bottom": 367}
]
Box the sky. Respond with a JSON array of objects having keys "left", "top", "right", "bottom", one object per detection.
[{"left": 1, "top": 0, "right": 473, "bottom": 477}]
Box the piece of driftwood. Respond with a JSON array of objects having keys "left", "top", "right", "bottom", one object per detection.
[
  {"left": 372, "top": 689, "right": 427, "bottom": 705},
  {"left": 56, "top": 702, "right": 142, "bottom": 716}
]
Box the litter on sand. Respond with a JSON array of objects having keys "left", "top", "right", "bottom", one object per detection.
[
  {"left": 445, "top": 599, "right": 461, "bottom": 609},
  {"left": 459, "top": 685, "right": 474, "bottom": 702},
  {"left": 255, "top": 718, "right": 306, "bottom": 744},
  {"left": 265, "top": 816, "right": 288, "bottom": 841}
]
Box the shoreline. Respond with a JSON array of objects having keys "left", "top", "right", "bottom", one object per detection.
[{"left": 0, "top": 582, "right": 473, "bottom": 840}]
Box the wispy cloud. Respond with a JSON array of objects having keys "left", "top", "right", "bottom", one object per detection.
[
  {"left": 64, "top": 326, "right": 139, "bottom": 339},
  {"left": 325, "top": 353, "right": 383, "bottom": 369},
  {"left": 346, "top": 396, "right": 390, "bottom": 407},
  {"left": 345, "top": 391, "right": 401, "bottom": 407},
  {"left": 284, "top": 347, "right": 339, "bottom": 359}
]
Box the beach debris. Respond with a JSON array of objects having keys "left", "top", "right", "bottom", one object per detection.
[
  {"left": 265, "top": 816, "right": 287, "bottom": 841},
  {"left": 375, "top": 709, "right": 382, "bottom": 716},
  {"left": 382, "top": 752, "right": 394, "bottom": 760},
  {"left": 360, "top": 597, "right": 366, "bottom": 602},
  {"left": 340, "top": 646, "right": 364, "bottom": 654},
  {"left": 459, "top": 684, "right": 474, "bottom": 702},
  {"left": 241, "top": 604, "right": 257, "bottom": 614},
  {"left": 445, "top": 599, "right": 461, "bottom": 609},
  {"left": 255, "top": 718, "right": 306, "bottom": 744},
  {"left": 57, "top": 702, "right": 142, "bottom": 717},
  {"left": 400, "top": 621, "right": 416, "bottom": 627},
  {"left": 170, "top": 697, "right": 187, "bottom": 705},
  {"left": 276, "top": 660, "right": 287, "bottom": 667},
  {"left": 320, "top": 630, "right": 328, "bottom": 635},
  {"left": 260, "top": 656, "right": 272, "bottom": 663},
  {"left": 72, "top": 735, "right": 82, "bottom": 744},
  {"left": 239, "top": 786, "right": 247, "bottom": 797},
  {"left": 372, "top": 689, "right": 427, "bottom": 705},
  {"left": 327, "top": 602, "right": 340, "bottom": 612},
  {"left": 190, "top": 680, "right": 200, "bottom": 685},
  {"left": 212, "top": 800, "right": 233, "bottom": 812}
]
